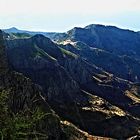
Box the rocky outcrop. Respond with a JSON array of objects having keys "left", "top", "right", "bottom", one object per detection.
[{"left": 128, "top": 135, "right": 140, "bottom": 140}]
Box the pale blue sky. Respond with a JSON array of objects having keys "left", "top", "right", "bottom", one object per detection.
[{"left": 0, "top": 0, "right": 140, "bottom": 32}]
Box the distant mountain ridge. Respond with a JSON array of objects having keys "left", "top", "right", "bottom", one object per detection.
[
  {"left": 3, "top": 24, "right": 140, "bottom": 40},
  {"left": 57, "top": 24, "right": 140, "bottom": 81},
  {"left": 3, "top": 27, "right": 65, "bottom": 40}
]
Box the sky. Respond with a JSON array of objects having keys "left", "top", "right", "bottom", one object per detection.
[{"left": 0, "top": 0, "right": 140, "bottom": 32}]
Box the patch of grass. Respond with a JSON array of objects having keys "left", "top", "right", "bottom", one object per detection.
[
  {"left": 59, "top": 47, "right": 78, "bottom": 58},
  {"left": 12, "top": 33, "right": 32, "bottom": 39},
  {"left": 33, "top": 44, "right": 57, "bottom": 61},
  {"left": 0, "top": 89, "right": 49, "bottom": 140},
  {"left": 11, "top": 33, "right": 31, "bottom": 38}
]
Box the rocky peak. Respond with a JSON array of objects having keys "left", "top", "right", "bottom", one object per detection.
[
  {"left": 4, "top": 27, "right": 20, "bottom": 33},
  {"left": 31, "top": 34, "right": 53, "bottom": 44},
  {"left": 32, "top": 34, "right": 47, "bottom": 40},
  {"left": 85, "top": 24, "right": 105, "bottom": 29}
]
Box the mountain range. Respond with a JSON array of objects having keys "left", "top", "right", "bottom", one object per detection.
[{"left": 1, "top": 24, "right": 140, "bottom": 139}]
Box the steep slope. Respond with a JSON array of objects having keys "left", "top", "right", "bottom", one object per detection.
[
  {"left": 3, "top": 27, "right": 64, "bottom": 40},
  {"left": 5, "top": 25, "right": 140, "bottom": 81},
  {"left": 55, "top": 25, "right": 140, "bottom": 82},
  {"left": 5, "top": 35, "right": 84, "bottom": 104},
  {"left": 67, "top": 24, "right": 140, "bottom": 59},
  {"left": 60, "top": 41, "right": 140, "bottom": 82},
  {"left": 5, "top": 34, "right": 132, "bottom": 108},
  {"left": 1, "top": 30, "right": 111, "bottom": 140},
  {"left": 5, "top": 34, "right": 140, "bottom": 139},
  {"left": 0, "top": 30, "right": 67, "bottom": 140}
]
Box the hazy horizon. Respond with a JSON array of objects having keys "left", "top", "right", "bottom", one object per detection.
[
  {"left": 0, "top": 0, "right": 140, "bottom": 32},
  {"left": 2, "top": 23, "right": 140, "bottom": 33}
]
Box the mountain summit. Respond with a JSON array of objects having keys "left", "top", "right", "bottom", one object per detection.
[{"left": 4, "top": 27, "right": 20, "bottom": 33}]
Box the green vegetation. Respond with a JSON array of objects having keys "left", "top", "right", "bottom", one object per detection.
[
  {"left": 0, "top": 90, "right": 11, "bottom": 140},
  {"left": 0, "top": 90, "right": 48, "bottom": 140},
  {"left": 59, "top": 47, "right": 78, "bottom": 58},
  {"left": 33, "top": 44, "right": 57, "bottom": 61},
  {"left": 12, "top": 33, "right": 32, "bottom": 39}
]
